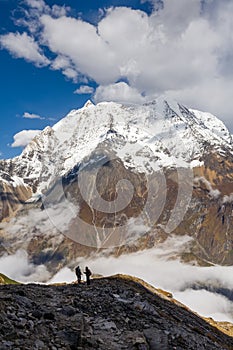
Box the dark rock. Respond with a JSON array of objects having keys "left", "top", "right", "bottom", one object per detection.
[
  {"left": 17, "top": 317, "right": 27, "bottom": 328},
  {"left": 34, "top": 339, "right": 45, "bottom": 349},
  {"left": 43, "top": 311, "right": 55, "bottom": 320},
  {"left": 61, "top": 305, "right": 76, "bottom": 316},
  {"left": 0, "top": 277, "right": 233, "bottom": 349},
  {"left": 144, "top": 328, "right": 169, "bottom": 350},
  {"left": 56, "top": 328, "right": 82, "bottom": 348},
  {"left": 31, "top": 310, "right": 42, "bottom": 319},
  {"left": 16, "top": 290, "right": 26, "bottom": 297}
]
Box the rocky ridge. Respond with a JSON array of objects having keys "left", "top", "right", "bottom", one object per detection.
[{"left": 0, "top": 275, "right": 233, "bottom": 350}]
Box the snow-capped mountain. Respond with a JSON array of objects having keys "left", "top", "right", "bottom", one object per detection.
[
  {"left": 0, "top": 98, "right": 233, "bottom": 276},
  {"left": 1, "top": 98, "right": 232, "bottom": 194}
]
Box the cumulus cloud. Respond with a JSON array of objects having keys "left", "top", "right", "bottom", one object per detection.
[
  {"left": 11, "top": 129, "right": 41, "bottom": 147},
  {"left": 0, "top": 32, "right": 49, "bottom": 66},
  {"left": 51, "top": 55, "right": 70, "bottom": 70},
  {"left": 94, "top": 82, "right": 145, "bottom": 104},
  {"left": 74, "top": 85, "right": 94, "bottom": 94},
  {"left": 38, "top": 4, "right": 219, "bottom": 100},
  {"left": 40, "top": 14, "right": 117, "bottom": 84},
  {"left": 24, "top": 0, "right": 70, "bottom": 17},
  {"left": 2, "top": 0, "right": 233, "bottom": 127},
  {"left": 40, "top": 2, "right": 233, "bottom": 127},
  {"left": 25, "top": 0, "right": 46, "bottom": 11},
  {"left": 51, "top": 55, "right": 78, "bottom": 81},
  {"left": 62, "top": 67, "right": 78, "bottom": 81},
  {"left": 23, "top": 112, "right": 45, "bottom": 120},
  {"left": 51, "top": 4, "right": 70, "bottom": 17}
]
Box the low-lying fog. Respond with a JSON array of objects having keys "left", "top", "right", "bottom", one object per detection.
[{"left": 1, "top": 236, "right": 233, "bottom": 323}]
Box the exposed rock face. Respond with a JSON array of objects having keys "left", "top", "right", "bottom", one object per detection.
[
  {"left": 0, "top": 177, "right": 32, "bottom": 221},
  {"left": 0, "top": 99, "right": 233, "bottom": 272},
  {"left": 0, "top": 275, "right": 233, "bottom": 350}
]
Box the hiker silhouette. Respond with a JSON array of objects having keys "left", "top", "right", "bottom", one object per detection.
[
  {"left": 84, "top": 266, "right": 92, "bottom": 285},
  {"left": 75, "top": 266, "right": 82, "bottom": 284}
]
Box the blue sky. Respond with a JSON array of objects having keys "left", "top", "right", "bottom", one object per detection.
[
  {"left": 0, "top": 0, "right": 233, "bottom": 158},
  {"left": 0, "top": 0, "right": 153, "bottom": 159}
]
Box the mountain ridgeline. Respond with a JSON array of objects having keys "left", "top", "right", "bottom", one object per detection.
[{"left": 0, "top": 99, "right": 233, "bottom": 275}]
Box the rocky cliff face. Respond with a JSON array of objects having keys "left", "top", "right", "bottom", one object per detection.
[
  {"left": 0, "top": 99, "right": 233, "bottom": 274},
  {"left": 0, "top": 275, "right": 233, "bottom": 350}
]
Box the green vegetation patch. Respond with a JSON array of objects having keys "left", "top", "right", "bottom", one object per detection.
[{"left": 0, "top": 273, "right": 19, "bottom": 285}]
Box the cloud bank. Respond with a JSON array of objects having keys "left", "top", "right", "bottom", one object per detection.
[
  {"left": 0, "top": 250, "right": 50, "bottom": 283},
  {"left": 1, "top": 0, "right": 233, "bottom": 128},
  {"left": 2, "top": 234, "right": 233, "bottom": 323},
  {"left": 50, "top": 235, "right": 233, "bottom": 323}
]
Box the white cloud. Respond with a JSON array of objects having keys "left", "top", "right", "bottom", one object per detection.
[
  {"left": 40, "top": 14, "right": 117, "bottom": 84},
  {"left": 0, "top": 250, "right": 50, "bottom": 283},
  {"left": 2, "top": 232, "right": 233, "bottom": 323},
  {"left": 38, "top": 3, "right": 232, "bottom": 124},
  {"left": 94, "top": 82, "right": 145, "bottom": 104},
  {"left": 74, "top": 85, "right": 94, "bottom": 94},
  {"left": 24, "top": 0, "right": 70, "bottom": 17},
  {"left": 23, "top": 112, "right": 45, "bottom": 120},
  {"left": 2, "top": 0, "right": 233, "bottom": 128},
  {"left": 153, "top": 0, "right": 202, "bottom": 37},
  {"left": 39, "top": 4, "right": 219, "bottom": 94},
  {"left": 51, "top": 4, "right": 70, "bottom": 17},
  {"left": 165, "top": 77, "right": 233, "bottom": 129},
  {"left": 49, "top": 267, "right": 74, "bottom": 284},
  {"left": 51, "top": 55, "right": 70, "bottom": 70},
  {"left": 62, "top": 67, "right": 78, "bottom": 81},
  {"left": 124, "top": 217, "right": 150, "bottom": 244},
  {"left": 11, "top": 129, "right": 41, "bottom": 147},
  {"left": 49, "top": 235, "right": 233, "bottom": 322},
  {"left": 173, "top": 289, "right": 233, "bottom": 323},
  {"left": 6, "top": 201, "right": 79, "bottom": 240},
  {"left": 194, "top": 177, "right": 220, "bottom": 199},
  {"left": 25, "top": 0, "right": 46, "bottom": 11},
  {"left": 51, "top": 55, "right": 78, "bottom": 81},
  {"left": 0, "top": 32, "right": 49, "bottom": 66}
]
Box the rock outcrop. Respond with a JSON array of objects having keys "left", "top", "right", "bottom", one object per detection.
[{"left": 0, "top": 275, "right": 233, "bottom": 349}]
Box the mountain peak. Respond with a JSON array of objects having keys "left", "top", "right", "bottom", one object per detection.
[
  {"left": 83, "top": 99, "right": 95, "bottom": 108},
  {"left": 1, "top": 99, "right": 233, "bottom": 273},
  {"left": 5, "top": 99, "right": 232, "bottom": 194}
]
